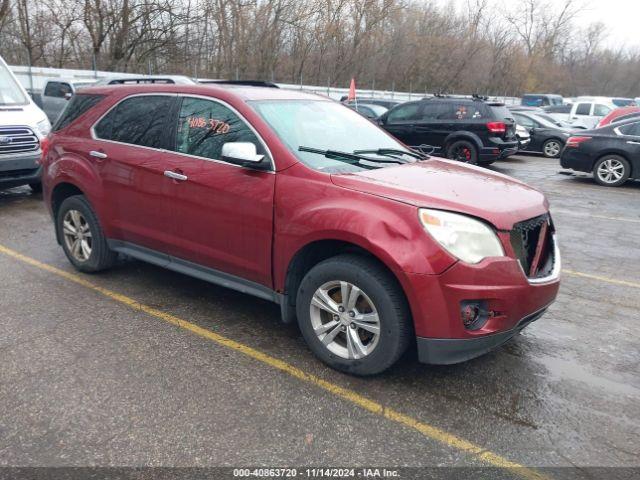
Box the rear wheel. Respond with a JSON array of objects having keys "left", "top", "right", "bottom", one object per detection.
[
  {"left": 447, "top": 140, "right": 478, "bottom": 164},
  {"left": 542, "top": 139, "right": 562, "bottom": 158},
  {"left": 56, "top": 195, "right": 117, "bottom": 272},
  {"left": 593, "top": 155, "right": 630, "bottom": 187},
  {"left": 296, "top": 254, "right": 412, "bottom": 376}
]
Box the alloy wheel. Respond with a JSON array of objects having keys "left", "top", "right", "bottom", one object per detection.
[
  {"left": 62, "top": 209, "right": 93, "bottom": 262},
  {"left": 309, "top": 280, "right": 381, "bottom": 360},
  {"left": 596, "top": 158, "right": 625, "bottom": 184},
  {"left": 452, "top": 145, "right": 473, "bottom": 162},
  {"left": 544, "top": 141, "right": 561, "bottom": 157}
]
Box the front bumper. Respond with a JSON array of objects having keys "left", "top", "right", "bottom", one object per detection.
[
  {"left": 416, "top": 306, "right": 548, "bottom": 364},
  {"left": 0, "top": 152, "right": 41, "bottom": 189},
  {"left": 401, "top": 241, "right": 560, "bottom": 364}
]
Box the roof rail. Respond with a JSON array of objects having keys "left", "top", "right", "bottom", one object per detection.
[{"left": 199, "top": 80, "right": 279, "bottom": 88}]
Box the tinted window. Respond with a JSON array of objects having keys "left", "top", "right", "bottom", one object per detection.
[
  {"left": 94, "top": 95, "right": 174, "bottom": 148},
  {"left": 53, "top": 94, "right": 104, "bottom": 132},
  {"left": 421, "top": 102, "right": 451, "bottom": 120},
  {"left": 175, "top": 97, "right": 263, "bottom": 160},
  {"left": 489, "top": 105, "right": 514, "bottom": 121},
  {"left": 575, "top": 103, "right": 591, "bottom": 116},
  {"left": 618, "top": 122, "right": 640, "bottom": 136},
  {"left": 594, "top": 104, "right": 612, "bottom": 116},
  {"left": 522, "top": 95, "right": 545, "bottom": 106},
  {"left": 44, "top": 82, "right": 72, "bottom": 98},
  {"left": 443, "top": 102, "right": 485, "bottom": 120},
  {"left": 387, "top": 103, "right": 420, "bottom": 123}
]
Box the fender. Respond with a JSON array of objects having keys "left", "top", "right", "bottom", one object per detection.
[
  {"left": 45, "top": 145, "right": 112, "bottom": 236},
  {"left": 443, "top": 131, "right": 483, "bottom": 151},
  {"left": 272, "top": 175, "right": 457, "bottom": 293}
]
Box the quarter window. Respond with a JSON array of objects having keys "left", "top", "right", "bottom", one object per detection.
[
  {"left": 175, "top": 97, "right": 263, "bottom": 161},
  {"left": 618, "top": 122, "right": 640, "bottom": 136},
  {"left": 94, "top": 95, "right": 174, "bottom": 149},
  {"left": 53, "top": 94, "right": 104, "bottom": 132}
]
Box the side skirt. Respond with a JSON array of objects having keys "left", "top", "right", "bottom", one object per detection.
[{"left": 107, "top": 240, "right": 282, "bottom": 305}]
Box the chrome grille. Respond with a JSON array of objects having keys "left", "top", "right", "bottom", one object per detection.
[{"left": 0, "top": 126, "right": 40, "bottom": 156}]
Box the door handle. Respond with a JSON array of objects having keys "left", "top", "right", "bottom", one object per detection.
[
  {"left": 164, "top": 170, "right": 188, "bottom": 181},
  {"left": 627, "top": 141, "right": 640, "bottom": 145},
  {"left": 89, "top": 150, "right": 107, "bottom": 159}
]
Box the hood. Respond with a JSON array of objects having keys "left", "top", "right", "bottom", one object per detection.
[
  {"left": 0, "top": 102, "right": 48, "bottom": 137},
  {"left": 330, "top": 158, "right": 548, "bottom": 230}
]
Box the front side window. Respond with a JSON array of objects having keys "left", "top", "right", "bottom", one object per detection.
[
  {"left": 94, "top": 95, "right": 174, "bottom": 149},
  {"left": 175, "top": 97, "right": 263, "bottom": 161},
  {"left": 575, "top": 103, "right": 591, "bottom": 116},
  {"left": 386, "top": 102, "right": 420, "bottom": 123}
]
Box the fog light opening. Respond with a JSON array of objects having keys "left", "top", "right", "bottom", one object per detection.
[{"left": 460, "top": 300, "right": 490, "bottom": 331}]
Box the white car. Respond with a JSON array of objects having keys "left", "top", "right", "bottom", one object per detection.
[
  {"left": 0, "top": 56, "right": 51, "bottom": 191},
  {"left": 515, "top": 124, "right": 531, "bottom": 150},
  {"left": 546, "top": 97, "right": 616, "bottom": 130}
]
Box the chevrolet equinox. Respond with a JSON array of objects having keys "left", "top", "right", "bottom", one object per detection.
[{"left": 41, "top": 85, "right": 561, "bottom": 375}]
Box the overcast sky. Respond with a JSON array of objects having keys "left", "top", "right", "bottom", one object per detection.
[{"left": 437, "top": 0, "right": 640, "bottom": 49}]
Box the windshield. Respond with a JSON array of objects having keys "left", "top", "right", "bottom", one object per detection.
[
  {"left": 0, "top": 61, "right": 28, "bottom": 106},
  {"left": 250, "top": 100, "right": 412, "bottom": 172}
]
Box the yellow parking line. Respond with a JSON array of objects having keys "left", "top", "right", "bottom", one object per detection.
[
  {"left": 553, "top": 209, "right": 640, "bottom": 224},
  {"left": 563, "top": 269, "right": 640, "bottom": 289},
  {"left": 0, "top": 243, "right": 547, "bottom": 480}
]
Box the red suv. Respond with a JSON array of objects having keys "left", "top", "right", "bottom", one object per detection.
[{"left": 41, "top": 85, "right": 560, "bottom": 375}]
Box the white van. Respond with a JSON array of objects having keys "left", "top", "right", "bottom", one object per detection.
[{"left": 0, "top": 56, "right": 51, "bottom": 191}]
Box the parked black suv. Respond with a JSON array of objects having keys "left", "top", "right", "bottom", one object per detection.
[{"left": 378, "top": 97, "right": 518, "bottom": 164}]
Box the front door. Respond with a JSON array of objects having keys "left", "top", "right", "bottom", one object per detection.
[{"left": 161, "top": 96, "right": 275, "bottom": 287}]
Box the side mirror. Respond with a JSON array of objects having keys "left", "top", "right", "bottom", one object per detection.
[
  {"left": 221, "top": 142, "right": 266, "bottom": 168},
  {"left": 64, "top": 92, "right": 73, "bottom": 100}
]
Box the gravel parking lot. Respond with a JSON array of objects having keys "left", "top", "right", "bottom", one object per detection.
[{"left": 0, "top": 154, "right": 638, "bottom": 478}]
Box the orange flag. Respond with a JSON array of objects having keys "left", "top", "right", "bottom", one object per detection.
[{"left": 348, "top": 78, "right": 356, "bottom": 101}]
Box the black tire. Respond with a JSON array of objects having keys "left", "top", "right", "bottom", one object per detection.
[
  {"left": 296, "top": 254, "right": 412, "bottom": 376},
  {"left": 542, "top": 139, "right": 562, "bottom": 158},
  {"left": 29, "top": 182, "right": 42, "bottom": 193},
  {"left": 56, "top": 195, "right": 117, "bottom": 272},
  {"left": 593, "top": 155, "right": 631, "bottom": 187},
  {"left": 447, "top": 140, "right": 478, "bottom": 164}
]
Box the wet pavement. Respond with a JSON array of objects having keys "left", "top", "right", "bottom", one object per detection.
[{"left": 0, "top": 154, "right": 638, "bottom": 476}]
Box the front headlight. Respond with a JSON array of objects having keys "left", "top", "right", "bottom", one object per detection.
[
  {"left": 419, "top": 208, "right": 504, "bottom": 264},
  {"left": 36, "top": 118, "right": 51, "bottom": 137}
]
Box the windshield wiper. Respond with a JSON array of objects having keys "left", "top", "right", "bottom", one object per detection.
[
  {"left": 298, "top": 146, "right": 408, "bottom": 169},
  {"left": 353, "top": 148, "right": 427, "bottom": 161}
]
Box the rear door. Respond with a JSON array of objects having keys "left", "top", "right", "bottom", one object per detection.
[
  {"left": 92, "top": 94, "right": 180, "bottom": 253},
  {"left": 160, "top": 95, "right": 275, "bottom": 287},
  {"left": 616, "top": 122, "right": 640, "bottom": 172}
]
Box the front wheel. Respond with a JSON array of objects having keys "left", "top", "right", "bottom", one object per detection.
[
  {"left": 296, "top": 255, "right": 412, "bottom": 376},
  {"left": 593, "top": 155, "right": 630, "bottom": 187},
  {"left": 542, "top": 139, "right": 562, "bottom": 158},
  {"left": 447, "top": 140, "right": 478, "bottom": 164}
]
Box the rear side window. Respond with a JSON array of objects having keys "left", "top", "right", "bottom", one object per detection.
[
  {"left": 444, "top": 102, "right": 485, "bottom": 120},
  {"left": 575, "top": 103, "right": 591, "bottom": 116},
  {"left": 387, "top": 103, "right": 420, "bottom": 123},
  {"left": 44, "top": 82, "right": 72, "bottom": 98},
  {"left": 421, "top": 102, "right": 452, "bottom": 120},
  {"left": 174, "top": 97, "right": 264, "bottom": 161},
  {"left": 94, "top": 95, "right": 175, "bottom": 149},
  {"left": 53, "top": 94, "right": 104, "bottom": 132}
]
